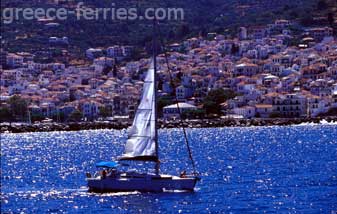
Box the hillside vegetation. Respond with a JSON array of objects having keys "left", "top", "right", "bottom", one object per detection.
[{"left": 1, "top": 0, "right": 336, "bottom": 60}]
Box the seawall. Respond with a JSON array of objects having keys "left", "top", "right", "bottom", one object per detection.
[{"left": 1, "top": 117, "right": 336, "bottom": 133}]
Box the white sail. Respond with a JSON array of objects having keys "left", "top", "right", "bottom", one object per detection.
[{"left": 120, "top": 60, "right": 157, "bottom": 161}]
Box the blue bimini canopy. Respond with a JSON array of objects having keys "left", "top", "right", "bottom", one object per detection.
[{"left": 96, "top": 161, "right": 119, "bottom": 168}]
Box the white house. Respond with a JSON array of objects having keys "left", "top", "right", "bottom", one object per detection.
[
  {"left": 94, "top": 57, "right": 114, "bottom": 67},
  {"left": 6, "top": 54, "right": 24, "bottom": 68},
  {"left": 255, "top": 104, "right": 273, "bottom": 118},
  {"left": 332, "top": 90, "right": 337, "bottom": 108},
  {"left": 122, "top": 46, "right": 134, "bottom": 57},
  {"left": 162, "top": 82, "right": 173, "bottom": 94},
  {"left": 239, "top": 27, "right": 248, "bottom": 40},
  {"left": 273, "top": 93, "right": 307, "bottom": 117},
  {"left": 107, "top": 46, "right": 124, "bottom": 60},
  {"left": 176, "top": 85, "right": 193, "bottom": 101},
  {"left": 80, "top": 100, "right": 101, "bottom": 119},
  {"left": 125, "top": 62, "right": 140, "bottom": 75},
  {"left": 86, "top": 48, "right": 103, "bottom": 59},
  {"left": 234, "top": 63, "right": 259, "bottom": 77},
  {"left": 232, "top": 106, "right": 256, "bottom": 118},
  {"left": 49, "top": 36, "right": 69, "bottom": 45},
  {"left": 163, "top": 103, "right": 197, "bottom": 119},
  {"left": 307, "top": 96, "right": 329, "bottom": 117}
]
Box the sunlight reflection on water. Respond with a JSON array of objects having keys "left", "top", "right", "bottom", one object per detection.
[{"left": 1, "top": 126, "right": 337, "bottom": 213}]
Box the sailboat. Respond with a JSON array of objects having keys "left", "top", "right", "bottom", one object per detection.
[{"left": 86, "top": 24, "right": 199, "bottom": 193}]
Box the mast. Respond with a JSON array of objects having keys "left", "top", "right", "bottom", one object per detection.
[
  {"left": 153, "top": 19, "right": 160, "bottom": 174},
  {"left": 119, "top": 20, "right": 160, "bottom": 163},
  {"left": 156, "top": 23, "right": 198, "bottom": 176}
]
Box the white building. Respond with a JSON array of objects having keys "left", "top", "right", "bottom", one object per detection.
[
  {"left": 176, "top": 85, "right": 193, "bottom": 101},
  {"left": 255, "top": 104, "right": 273, "bottom": 118},
  {"left": 233, "top": 106, "right": 256, "bottom": 118},
  {"left": 125, "top": 62, "right": 139, "bottom": 75},
  {"left": 86, "top": 48, "right": 103, "bottom": 59},
  {"left": 273, "top": 93, "right": 307, "bottom": 117},
  {"left": 332, "top": 90, "right": 337, "bottom": 108},
  {"left": 239, "top": 27, "right": 248, "bottom": 40},
  {"left": 234, "top": 63, "right": 259, "bottom": 77},
  {"left": 49, "top": 37, "right": 69, "bottom": 45},
  {"left": 122, "top": 46, "right": 134, "bottom": 57},
  {"left": 6, "top": 54, "right": 24, "bottom": 68},
  {"left": 107, "top": 46, "right": 124, "bottom": 60},
  {"left": 94, "top": 57, "right": 114, "bottom": 67},
  {"left": 274, "top": 19, "right": 292, "bottom": 28},
  {"left": 307, "top": 96, "right": 329, "bottom": 117},
  {"left": 80, "top": 100, "right": 101, "bottom": 119},
  {"left": 163, "top": 103, "right": 197, "bottom": 119}
]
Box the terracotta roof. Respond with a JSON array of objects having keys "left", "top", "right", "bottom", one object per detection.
[{"left": 255, "top": 104, "right": 273, "bottom": 108}]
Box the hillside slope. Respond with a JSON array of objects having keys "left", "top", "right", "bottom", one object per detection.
[{"left": 1, "top": 0, "right": 335, "bottom": 60}]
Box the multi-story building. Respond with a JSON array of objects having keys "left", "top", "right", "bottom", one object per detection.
[
  {"left": 80, "top": 100, "right": 101, "bottom": 120},
  {"left": 0, "top": 49, "right": 8, "bottom": 67},
  {"left": 6, "top": 54, "right": 24, "bottom": 68},
  {"left": 107, "top": 46, "right": 124, "bottom": 60},
  {"left": 307, "top": 95, "right": 329, "bottom": 117},
  {"left": 273, "top": 93, "right": 307, "bottom": 117},
  {"left": 163, "top": 103, "right": 197, "bottom": 119},
  {"left": 122, "top": 46, "right": 134, "bottom": 57},
  {"left": 233, "top": 63, "right": 259, "bottom": 77},
  {"left": 232, "top": 106, "right": 256, "bottom": 118},
  {"left": 176, "top": 85, "right": 194, "bottom": 101},
  {"left": 307, "top": 27, "right": 333, "bottom": 41},
  {"left": 86, "top": 48, "right": 103, "bottom": 60}
]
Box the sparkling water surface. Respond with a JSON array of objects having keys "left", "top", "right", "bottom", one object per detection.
[{"left": 1, "top": 125, "right": 337, "bottom": 213}]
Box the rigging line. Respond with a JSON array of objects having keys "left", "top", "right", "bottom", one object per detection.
[
  {"left": 156, "top": 21, "right": 198, "bottom": 176},
  {"left": 153, "top": 18, "right": 160, "bottom": 175}
]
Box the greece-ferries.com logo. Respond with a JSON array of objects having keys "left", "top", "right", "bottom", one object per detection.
[{"left": 1, "top": 1, "right": 185, "bottom": 24}]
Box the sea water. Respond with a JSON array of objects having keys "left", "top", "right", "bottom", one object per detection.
[{"left": 1, "top": 125, "right": 337, "bottom": 213}]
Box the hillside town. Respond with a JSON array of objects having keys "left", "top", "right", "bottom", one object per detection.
[{"left": 1, "top": 19, "right": 337, "bottom": 122}]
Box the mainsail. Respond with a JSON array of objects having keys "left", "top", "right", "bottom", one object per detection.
[{"left": 119, "top": 60, "right": 158, "bottom": 161}]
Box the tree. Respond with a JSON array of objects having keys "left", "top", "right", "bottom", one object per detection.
[
  {"left": 0, "top": 107, "right": 12, "bottom": 122},
  {"left": 69, "top": 90, "right": 76, "bottom": 102},
  {"left": 199, "top": 27, "right": 208, "bottom": 38},
  {"left": 102, "top": 65, "right": 112, "bottom": 75},
  {"left": 31, "top": 113, "right": 45, "bottom": 122},
  {"left": 99, "top": 106, "right": 112, "bottom": 118},
  {"left": 203, "top": 89, "right": 236, "bottom": 115},
  {"left": 158, "top": 96, "right": 174, "bottom": 117},
  {"left": 68, "top": 110, "right": 83, "bottom": 122},
  {"left": 317, "top": 0, "right": 328, "bottom": 10},
  {"left": 289, "top": 11, "right": 299, "bottom": 19},
  {"left": 283, "top": 5, "right": 291, "bottom": 11},
  {"left": 269, "top": 112, "right": 282, "bottom": 118},
  {"left": 182, "top": 109, "right": 206, "bottom": 119},
  {"left": 8, "top": 95, "right": 28, "bottom": 121},
  {"left": 177, "top": 24, "right": 190, "bottom": 39},
  {"left": 168, "top": 30, "right": 176, "bottom": 40},
  {"left": 300, "top": 14, "right": 314, "bottom": 26},
  {"left": 112, "top": 63, "right": 118, "bottom": 77},
  {"left": 328, "top": 12, "right": 334, "bottom": 27},
  {"left": 231, "top": 45, "right": 240, "bottom": 55}
]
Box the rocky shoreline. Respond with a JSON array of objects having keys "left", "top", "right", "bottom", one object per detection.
[{"left": 1, "top": 117, "right": 336, "bottom": 133}]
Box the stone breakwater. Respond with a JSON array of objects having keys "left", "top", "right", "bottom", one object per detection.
[{"left": 1, "top": 117, "right": 336, "bottom": 133}]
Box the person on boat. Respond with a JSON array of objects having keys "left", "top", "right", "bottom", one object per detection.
[
  {"left": 180, "top": 170, "right": 187, "bottom": 178},
  {"left": 101, "top": 170, "right": 107, "bottom": 179},
  {"left": 107, "top": 168, "right": 117, "bottom": 178}
]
